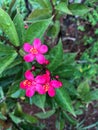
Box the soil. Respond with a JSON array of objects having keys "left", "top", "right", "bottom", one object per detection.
[{"left": 22, "top": 102, "right": 98, "bottom": 130}]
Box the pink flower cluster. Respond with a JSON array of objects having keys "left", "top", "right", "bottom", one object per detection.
[
  {"left": 20, "top": 70, "right": 62, "bottom": 97},
  {"left": 20, "top": 38, "right": 62, "bottom": 97}
]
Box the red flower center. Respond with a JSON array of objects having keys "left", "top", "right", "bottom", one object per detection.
[
  {"left": 43, "top": 83, "right": 50, "bottom": 92},
  {"left": 30, "top": 47, "right": 38, "bottom": 54},
  {"left": 23, "top": 80, "right": 36, "bottom": 88},
  {"left": 23, "top": 80, "right": 32, "bottom": 87}
]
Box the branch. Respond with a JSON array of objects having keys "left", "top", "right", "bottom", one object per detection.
[
  {"left": 0, "top": 36, "right": 20, "bottom": 52},
  {"left": 62, "top": 37, "right": 76, "bottom": 41},
  {"left": 50, "top": 0, "right": 56, "bottom": 21},
  {"left": 24, "top": 0, "right": 32, "bottom": 18}
]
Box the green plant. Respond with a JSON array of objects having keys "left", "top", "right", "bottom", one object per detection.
[{"left": 0, "top": 0, "right": 98, "bottom": 130}]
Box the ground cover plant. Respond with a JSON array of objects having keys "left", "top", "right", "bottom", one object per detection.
[{"left": 0, "top": 0, "right": 98, "bottom": 130}]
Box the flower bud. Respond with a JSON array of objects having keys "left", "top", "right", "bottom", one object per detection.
[
  {"left": 44, "top": 59, "right": 50, "bottom": 65},
  {"left": 31, "top": 66, "right": 36, "bottom": 71},
  {"left": 24, "top": 25, "right": 29, "bottom": 29},
  {"left": 55, "top": 75, "right": 59, "bottom": 79}
]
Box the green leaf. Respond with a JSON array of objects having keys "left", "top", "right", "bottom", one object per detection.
[
  {"left": 60, "top": 0, "right": 68, "bottom": 5},
  {"left": 15, "top": 103, "right": 23, "bottom": 116},
  {"left": 23, "top": 113, "right": 38, "bottom": 124},
  {"left": 34, "top": 0, "right": 52, "bottom": 9},
  {"left": 7, "top": 80, "right": 25, "bottom": 98},
  {"left": 23, "top": 62, "right": 32, "bottom": 70},
  {"left": 5, "top": 58, "right": 22, "bottom": 70},
  {"left": 0, "top": 76, "right": 14, "bottom": 89},
  {"left": 68, "top": 3, "right": 91, "bottom": 16},
  {"left": 19, "top": 123, "right": 40, "bottom": 130},
  {"left": 0, "top": 52, "right": 17, "bottom": 75},
  {"left": 54, "top": 87, "right": 75, "bottom": 116},
  {"left": 56, "top": 118, "right": 65, "bottom": 130},
  {"left": 27, "top": 8, "right": 52, "bottom": 21},
  {"left": 35, "top": 109, "right": 55, "bottom": 119},
  {"left": 0, "top": 112, "right": 7, "bottom": 120},
  {"left": 13, "top": 13, "right": 25, "bottom": 45},
  {"left": 85, "top": 89, "right": 98, "bottom": 102},
  {"left": 6, "top": 128, "right": 12, "bottom": 130},
  {"left": 47, "top": 39, "right": 63, "bottom": 71},
  {"left": 52, "top": 0, "right": 56, "bottom": 5},
  {"left": 0, "top": 63, "right": 22, "bottom": 79},
  {"left": 63, "top": 111, "right": 77, "bottom": 125},
  {"left": 61, "top": 80, "right": 77, "bottom": 96},
  {"left": 47, "top": 20, "right": 60, "bottom": 39},
  {"left": 32, "top": 94, "right": 46, "bottom": 111},
  {"left": 0, "top": 43, "right": 15, "bottom": 55},
  {"left": 0, "top": 87, "right": 4, "bottom": 99},
  {"left": 63, "top": 53, "right": 77, "bottom": 64},
  {"left": 11, "top": 89, "right": 25, "bottom": 98},
  {"left": 8, "top": 0, "right": 17, "bottom": 15},
  {"left": 0, "top": 8, "right": 19, "bottom": 46},
  {"left": 9, "top": 113, "right": 22, "bottom": 124},
  {"left": 53, "top": 53, "right": 77, "bottom": 78},
  {"left": 25, "top": 18, "right": 52, "bottom": 43},
  {"left": 53, "top": 64, "right": 76, "bottom": 79},
  {"left": 77, "top": 80, "right": 90, "bottom": 99},
  {"left": 55, "top": 2, "right": 72, "bottom": 15}
]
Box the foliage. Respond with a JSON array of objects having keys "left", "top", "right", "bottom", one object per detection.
[{"left": 0, "top": 0, "right": 98, "bottom": 129}]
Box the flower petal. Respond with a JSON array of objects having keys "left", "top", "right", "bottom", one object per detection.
[
  {"left": 35, "top": 75, "right": 46, "bottom": 84},
  {"left": 36, "top": 84, "right": 45, "bottom": 94},
  {"left": 24, "top": 54, "right": 35, "bottom": 62},
  {"left": 42, "top": 73, "right": 50, "bottom": 83},
  {"left": 20, "top": 81, "right": 26, "bottom": 89},
  {"left": 33, "top": 38, "right": 41, "bottom": 49},
  {"left": 25, "top": 70, "right": 34, "bottom": 80},
  {"left": 50, "top": 80, "right": 62, "bottom": 88},
  {"left": 44, "top": 59, "right": 49, "bottom": 65},
  {"left": 26, "top": 87, "right": 35, "bottom": 97},
  {"left": 23, "top": 43, "right": 32, "bottom": 52},
  {"left": 46, "top": 70, "right": 50, "bottom": 76},
  {"left": 48, "top": 87, "right": 55, "bottom": 97},
  {"left": 36, "top": 54, "right": 45, "bottom": 64},
  {"left": 39, "top": 45, "right": 48, "bottom": 54}
]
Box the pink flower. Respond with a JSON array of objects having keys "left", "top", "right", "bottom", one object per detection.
[
  {"left": 20, "top": 69, "right": 62, "bottom": 97},
  {"left": 41, "top": 73, "right": 62, "bottom": 97},
  {"left": 20, "top": 70, "right": 45, "bottom": 97},
  {"left": 23, "top": 38, "right": 48, "bottom": 64}
]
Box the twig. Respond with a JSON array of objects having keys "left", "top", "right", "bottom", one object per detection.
[
  {"left": 50, "top": 0, "right": 56, "bottom": 21},
  {"left": 24, "top": 0, "right": 32, "bottom": 18},
  {"left": 62, "top": 37, "right": 76, "bottom": 41},
  {"left": 0, "top": 36, "right": 20, "bottom": 52}
]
